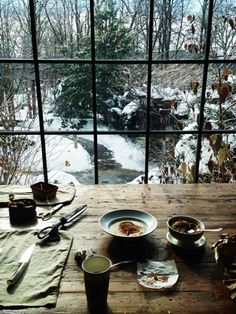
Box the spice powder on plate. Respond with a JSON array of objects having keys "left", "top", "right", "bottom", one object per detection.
[{"left": 119, "top": 221, "right": 141, "bottom": 236}]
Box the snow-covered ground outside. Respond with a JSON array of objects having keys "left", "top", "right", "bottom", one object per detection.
[
  {"left": 12, "top": 73, "right": 236, "bottom": 185},
  {"left": 16, "top": 101, "right": 146, "bottom": 185}
]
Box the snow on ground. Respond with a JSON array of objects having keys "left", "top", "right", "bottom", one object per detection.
[
  {"left": 14, "top": 98, "right": 145, "bottom": 184},
  {"left": 21, "top": 135, "right": 92, "bottom": 174},
  {"left": 11, "top": 76, "right": 236, "bottom": 185},
  {"left": 14, "top": 95, "right": 145, "bottom": 175},
  {"left": 98, "top": 134, "right": 144, "bottom": 171},
  {"left": 44, "top": 135, "right": 92, "bottom": 173},
  {"left": 34, "top": 170, "right": 81, "bottom": 186},
  {"left": 75, "top": 119, "right": 145, "bottom": 171}
]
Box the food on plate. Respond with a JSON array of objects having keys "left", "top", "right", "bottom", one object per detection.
[
  {"left": 119, "top": 221, "right": 141, "bottom": 236},
  {"left": 140, "top": 272, "right": 169, "bottom": 284},
  {"left": 137, "top": 260, "right": 179, "bottom": 289}
]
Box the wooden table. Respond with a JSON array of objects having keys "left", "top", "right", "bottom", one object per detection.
[{"left": 0, "top": 184, "right": 235, "bottom": 313}]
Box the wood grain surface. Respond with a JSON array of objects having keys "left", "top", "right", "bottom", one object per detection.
[{"left": 0, "top": 183, "right": 235, "bottom": 313}]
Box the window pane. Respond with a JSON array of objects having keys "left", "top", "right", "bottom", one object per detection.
[
  {"left": 153, "top": 0, "right": 207, "bottom": 60},
  {"left": 96, "top": 64, "right": 147, "bottom": 131},
  {"left": 150, "top": 64, "right": 203, "bottom": 131},
  {"left": 200, "top": 133, "right": 236, "bottom": 183},
  {"left": 97, "top": 135, "right": 145, "bottom": 184},
  {"left": 0, "top": 63, "right": 39, "bottom": 132},
  {"left": 43, "top": 64, "right": 93, "bottom": 131},
  {"left": 0, "top": 135, "right": 43, "bottom": 185},
  {"left": 37, "top": 0, "right": 91, "bottom": 59},
  {"left": 95, "top": 0, "right": 149, "bottom": 60},
  {"left": 146, "top": 134, "right": 198, "bottom": 184},
  {"left": 44, "top": 135, "right": 93, "bottom": 185},
  {"left": 210, "top": 0, "right": 235, "bottom": 59},
  {"left": 205, "top": 63, "right": 236, "bottom": 131},
  {"left": 0, "top": 0, "right": 32, "bottom": 58}
]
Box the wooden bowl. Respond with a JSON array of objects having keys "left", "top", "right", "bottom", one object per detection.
[{"left": 167, "top": 215, "right": 205, "bottom": 243}]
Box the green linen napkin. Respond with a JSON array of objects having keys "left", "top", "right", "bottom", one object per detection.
[
  {"left": 0, "top": 229, "right": 73, "bottom": 308},
  {"left": 0, "top": 183, "right": 76, "bottom": 207}
]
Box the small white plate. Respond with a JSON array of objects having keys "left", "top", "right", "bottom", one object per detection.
[
  {"left": 137, "top": 260, "right": 179, "bottom": 289},
  {"left": 166, "top": 232, "right": 206, "bottom": 249},
  {"left": 99, "top": 209, "right": 158, "bottom": 238}
]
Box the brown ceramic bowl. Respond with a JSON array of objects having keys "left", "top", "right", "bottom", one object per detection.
[
  {"left": 30, "top": 182, "right": 58, "bottom": 201},
  {"left": 167, "top": 215, "right": 205, "bottom": 243}
]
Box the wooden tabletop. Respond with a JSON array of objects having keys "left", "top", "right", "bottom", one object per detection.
[{"left": 1, "top": 183, "right": 236, "bottom": 313}]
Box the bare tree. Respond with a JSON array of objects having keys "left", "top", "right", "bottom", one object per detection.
[
  {"left": 41, "top": 0, "right": 90, "bottom": 58},
  {"left": 0, "top": 1, "right": 37, "bottom": 183},
  {"left": 153, "top": 0, "right": 191, "bottom": 59},
  {"left": 211, "top": 0, "right": 236, "bottom": 58}
]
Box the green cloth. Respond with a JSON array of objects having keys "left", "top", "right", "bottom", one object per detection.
[
  {"left": 0, "top": 229, "right": 73, "bottom": 308},
  {"left": 0, "top": 183, "right": 76, "bottom": 207}
]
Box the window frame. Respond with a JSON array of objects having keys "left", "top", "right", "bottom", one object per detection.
[{"left": 0, "top": 0, "right": 235, "bottom": 184}]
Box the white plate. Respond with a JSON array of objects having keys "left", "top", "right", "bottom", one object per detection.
[
  {"left": 166, "top": 232, "right": 206, "bottom": 249},
  {"left": 99, "top": 209, "right": 158, "bottom": 238},
  {"left": 137, "top": 260, "right": 179, "bottom": 289}
]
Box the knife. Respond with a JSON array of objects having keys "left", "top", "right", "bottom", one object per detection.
[{"left": 7, "top": 243, "right": 35, "bottom": 287}]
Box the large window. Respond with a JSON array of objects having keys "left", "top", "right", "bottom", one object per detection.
[{"left": 0, "top": 0, "right": 235, "bottom": 185}]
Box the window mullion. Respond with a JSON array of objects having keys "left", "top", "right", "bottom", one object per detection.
[
  {"left": 144, "top": 0, "right": 155, "bottom": 184},
  {"left": 29, "top": 0, "right": 48, "bottom": 183},
  {"left": 90, "top": 0, "right": 99, "bottom": 184},
  {"left": 194, "top": 0, "right": 214, "bottom": 183}
]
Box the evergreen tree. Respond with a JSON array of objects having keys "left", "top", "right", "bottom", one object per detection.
[
  {"left": 53, "top": 63, "right": 92, "bottom": 129},
  {"left": 53, "top": 0, "right": 135, "bottom": 129}
]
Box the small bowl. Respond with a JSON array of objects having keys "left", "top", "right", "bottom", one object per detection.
[
  {"left": 30, "top": 182, "right": 58, "bottom": 201},
  {"left": 167, "top": 215, "right": 205, "bottom": 243}
]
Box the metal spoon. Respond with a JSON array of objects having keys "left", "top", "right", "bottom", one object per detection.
[
  {"left": 110, "top": 260, "right": 135, "bottom": 269},
  {"left": 188, "top": 227, "right": 222, "bottom": 234}
]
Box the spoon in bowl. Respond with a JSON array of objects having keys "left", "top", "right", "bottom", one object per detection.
[{"left": 188, "top": 227, "right": 222, "bottom": 234}]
